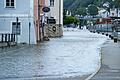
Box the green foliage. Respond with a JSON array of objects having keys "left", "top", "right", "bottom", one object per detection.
[
  {"left": 114, "top": 0, "right": 120, "bottom": 8},
  {"left": 63, "top": 16, "right": 79, "bottom": 25},
  {"left": 79, "top": 19, "right": 87, "bottom": 26},
  {"left": 64, "top": 0, "right": 116, "bottom": 15},
  {"left": 87, "top": 5, "right": 99, "bottom": 16},
  {"left": 93, "top": 0, "right": 102, "bottom": 6},
  {"left": 63, "top": 9, "right": 67, "bottom": 19},
  {"left": 75, "top": 7, "right": 87, "bottom": 16}
]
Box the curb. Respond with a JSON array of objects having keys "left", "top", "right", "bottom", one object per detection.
[
  {"left": 0, "top": 44, "right": 30, "bottom": 53},
  {"left": 85, "top": 49, "right": 102, "bottom": 80}
]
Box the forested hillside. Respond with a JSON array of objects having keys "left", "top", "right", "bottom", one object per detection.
[{"left": 64, "top": 0, "right": 114, "bottom": 15}]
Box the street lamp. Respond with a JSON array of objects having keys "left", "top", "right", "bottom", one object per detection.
[
  {"left": 112, "top": 0, "right": 119, "bottom": 42},
  {"left": 103, "top": 2, "right": 110, "bottom": 36}
]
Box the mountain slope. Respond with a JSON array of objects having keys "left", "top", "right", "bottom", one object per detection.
[{"left": 64, "top": 0, "right": 94, "bottom": 10}]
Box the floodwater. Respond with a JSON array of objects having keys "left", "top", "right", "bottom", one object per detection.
[{"left": 0, "top": 28, "right": 108, "bottom": 80}]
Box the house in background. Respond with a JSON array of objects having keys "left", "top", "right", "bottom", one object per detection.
[
  {"left": 94, "top": 8, "right": 120, "bottom": 32},
  {"left": 0, "top": 0, "right": 36, "bottom": 44},
  {"left": 66, "top": 10, "right": 72, "bottom": 16}
]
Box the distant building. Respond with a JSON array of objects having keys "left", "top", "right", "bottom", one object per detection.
[
  {"left": 109, "top": 9, "right": 120, "bottom": 17},
  {"left": 98, "top": 8, "right": 120, "bottom": 18},
  {"left": 0, "top": 0, "right": 36, "bottom": 44},
  {"left": 66, "top": 10, "right": 72, "bottom": 16}
]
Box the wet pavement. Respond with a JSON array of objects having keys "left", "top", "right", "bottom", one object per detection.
[
  {"left": 0, "top": 29, "right": 108, "bottom": 80},
  {"left": 90, "top": 39, "right": 120, "bottom": 80}
]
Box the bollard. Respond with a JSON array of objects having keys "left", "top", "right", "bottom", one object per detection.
[
  {"left": 109, "top": 35, "right": 111, "bottom": 38},
  {"left": 1, "top": 34, "right": 4, "bottom": 42},
  {"left": 114, "top": 38, "right": 118, "bottom": 43},
  {"left": 111, "top": 36, "right": 114, "bottom": 39},
  {"left": 106, "top": 34, "right": 108, "bottom": 36}
]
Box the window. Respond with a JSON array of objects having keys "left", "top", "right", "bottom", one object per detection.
[
  {"left": 6, "top": 0, "right": 15, "bottom": 8},
  {"left": 50, "top": 0, "right": 54, "bottom": 7},
  {"left": 12, "top": 22, "right": 21, "bottom": 35}
]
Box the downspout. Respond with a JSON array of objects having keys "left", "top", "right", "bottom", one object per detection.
[
  {"left": 38, "top": 0, "right": 41, "bottom": 42},
  {"left": 59, "top": 0, "right": 61, "bottom": 35}
]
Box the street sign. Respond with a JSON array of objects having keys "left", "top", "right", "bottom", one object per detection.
[{"left": 42, "top": 7, "right": 50, "bottom": 13}]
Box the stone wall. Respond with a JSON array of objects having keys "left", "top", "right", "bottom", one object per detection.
[{"left": 44, "top": 24, "right": 63, "bottom": 38}]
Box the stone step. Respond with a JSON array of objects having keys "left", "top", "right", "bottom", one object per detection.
[{"left": 0, "top": 42, "right": 8, "bottom": 47}]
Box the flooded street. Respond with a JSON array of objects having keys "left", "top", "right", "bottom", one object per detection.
[{"left": 0, "top": 29, "right": 108, "bottom": 80}]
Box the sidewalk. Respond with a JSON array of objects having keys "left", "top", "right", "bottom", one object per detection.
[{"left": 90, "top": 39, "right": 120, "bottom": 80}]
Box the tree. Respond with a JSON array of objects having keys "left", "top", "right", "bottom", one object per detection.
[
  {"left": 93, "top": 0, "right": 102, "bottom": 7},
  {"left": 63, "top": 9, "right": 67, "bottom": 19},
  {"left": 87, "top": 4, "right": 99, "bottom": 16},
  {"left": 75, "top": 7, "right": 87, "bottom": 16},
  {"left": 114, "top": 0, "right": 120, "bottom": 8},
  {"left": 63, "top": 16, "right": 79, "bottom": 25}
]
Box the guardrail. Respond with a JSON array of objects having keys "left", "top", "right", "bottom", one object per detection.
[
  {"left": 0, "top": 34, "right": 17, "bottom": 48},
  {"left": 88, "top": 25, "right": 120, "bottom": 43}
]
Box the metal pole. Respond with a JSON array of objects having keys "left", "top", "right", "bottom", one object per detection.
[
  {"left": 16, "top": 17, "right": 18, "bottom": 44},
  {"left": 59, "top": 0, "right": 61, "bottom": 35},
  {"left": 107, "top": 11, "right": 108, "bottom": 34},
  {"left": 29, "top": 22, "right": 31, "bottom": 45},
  {"left": 117, "top": 8, "right": 118, "bottom": 37},
  {"left": 42, "top": 15, "right": 45, "bottom": 39},
  {"left": 38, "top": 0, "right": 41, "bottom": 41}
]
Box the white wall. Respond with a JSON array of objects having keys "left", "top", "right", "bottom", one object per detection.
[
  {"left": 0, "top": 0, "right": 36, "bottom": 44},
  {"left": 45, "top": 0, "right": 63, "bottom": 25}
]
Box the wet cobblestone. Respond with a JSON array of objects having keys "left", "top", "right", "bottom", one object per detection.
[{"left": 0, "top": 29, "right": 108, "bottom": 80}]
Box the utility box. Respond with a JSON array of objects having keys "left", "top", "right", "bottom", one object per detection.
[{"left": 45, "top": 24, "right": 63, "bottom": 38}]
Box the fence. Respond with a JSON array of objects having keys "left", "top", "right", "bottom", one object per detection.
[{"left": 0, "top": 34, "right": 16, "bottom": 48}]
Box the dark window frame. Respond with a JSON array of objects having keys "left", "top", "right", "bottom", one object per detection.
[
  {"left": 50, "top": 0, "right": 54, "bottom": 7},
  {"left": 6, "top": 0, "right": 15, "bottom": 8},
  {"left": 12, "top": 22, "right": 21, "bottom": 35}
]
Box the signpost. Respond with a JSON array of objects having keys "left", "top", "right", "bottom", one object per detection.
[
  {"left": 42, "top": 7, "right": 50, "bottom": 13},
  {"left": 42, "top": 7, "right": 50, "bottom": 41}
]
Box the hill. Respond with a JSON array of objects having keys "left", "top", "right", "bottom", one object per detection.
[{"left": 63, "top": 0, "right": 114, "bottom": 15}]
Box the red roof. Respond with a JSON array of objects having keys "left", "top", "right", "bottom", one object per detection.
[{"left": 96, "top": 18, "right": 112, "bottom": 24}]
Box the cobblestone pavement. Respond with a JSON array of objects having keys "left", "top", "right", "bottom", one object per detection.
[{"left": 90, "top": 39, "right": 120, "bottom": 80}]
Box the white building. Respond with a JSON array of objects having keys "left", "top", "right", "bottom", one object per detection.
[
  {"left": 66, "top": 10, "right": 72, "bottom": 16},
  {"left": 45, "top": 0, "right": 63, "bottom": 25},
  {"left": 109, "top": 9, "right": 120, "bottom": 17},
  {"left": 0, "top": 0, "right": 36, "bottom": 44},
  {"left": 98, "top": 8, "right": 120, "bottom": 18},
  {"left": 44, "top": 0, "right": 63, "bottom": 37},
  {"left": 98, "top": 9, "right": 108, "bottom": 18}
]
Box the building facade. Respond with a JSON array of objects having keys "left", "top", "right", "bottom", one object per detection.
[
  {"left": 0, "top": 0, "right": 36, "bottom": 44},
  {"left": 44, "top": 0, "right": 63, "bottom": 37}
]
